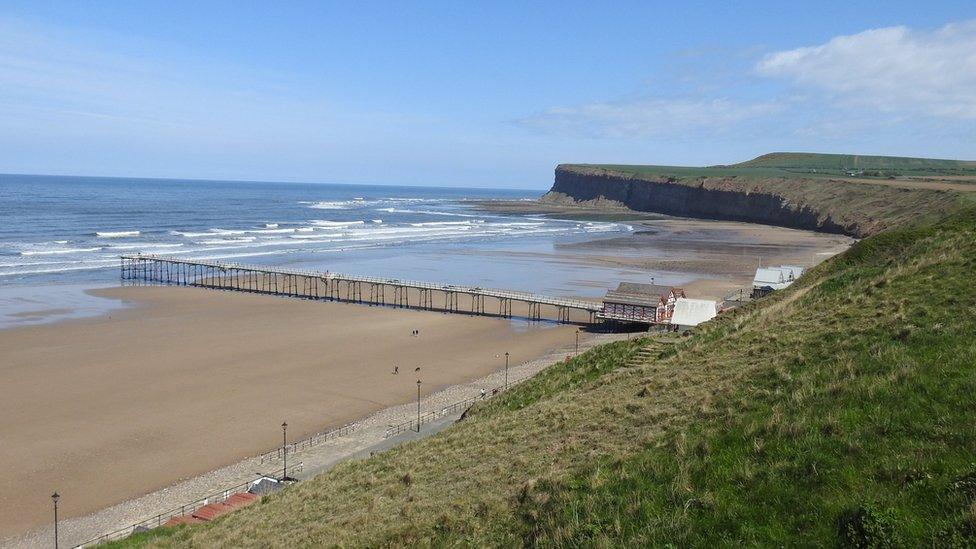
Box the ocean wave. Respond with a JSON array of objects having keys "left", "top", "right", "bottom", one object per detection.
[
  {"left": 107, "top": 243, "right": 185, "bottom": 250},
  {"left": 170, "top": 230, "right": 213, "bottom": 238},
  {"left": 288, "top": 232, "right": 344, "bottom": 240},
  {"left": 96, "top": 230, "right": 141, "bottom": 238},
  {"left": 0, "top": 258, "right": 118, "bottom": 277},
  {"left": 376, "top": 207, "right": 483, "bottom": 218},
  {"left": 303, "top": 200, "right": 369, "bottom": 210},
  {"left": 20, "top": 247, "right": 102, "bottom": 256},
  {"left": 309, "top": 220, "right": 365, "bottom": 227},
  {"left": 212, "top": 227, "right": 296, "bottom": 235},
  {"left": 196, "top": 237, "right": 258, "bottom": 245},
  {"left": 3, "top": 213, "right": 631, "bottom": 279},
  {"left": 408, "top": 220, "right": 484, "bottom": 227},
  {"left": 302, "top": 197, "right": 442, "bottom": 210}
]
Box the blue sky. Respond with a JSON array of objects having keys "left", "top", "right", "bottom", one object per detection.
[{"left": 0, "top": 1, "right": 974, "bottom": 189}]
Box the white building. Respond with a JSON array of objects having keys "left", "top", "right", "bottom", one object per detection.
[
  {"left": 670, "top": 298, "right": 719, "bottom": 329},
  {"left": 752, "top": 265, "right": 805, "bottom": 298}
]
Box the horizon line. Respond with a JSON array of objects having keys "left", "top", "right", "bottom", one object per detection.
[{"left": 0, "top": 171, "right": 553, "bottom": 193}]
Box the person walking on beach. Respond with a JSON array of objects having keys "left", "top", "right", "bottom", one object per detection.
[{"left": 393, "top": 365, "right": 399, "bottom": 375}]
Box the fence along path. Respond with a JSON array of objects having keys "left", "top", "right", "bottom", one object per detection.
[
  {"left": 259, "top": 422, "right": 359, "bottom": 464},
  {"left": 120, "top": 254, "right": 602, "bottom": 323},
  {"left": 384, "top": 372, "right": 535, "bottom": 437},
  {"left": 74, "top": 463, "right": 302, "bottom": 548}
]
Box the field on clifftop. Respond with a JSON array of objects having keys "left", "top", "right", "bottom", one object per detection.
[
  {"left": 116, "top": 194, "right": 976, "bottom": 546},
  {"left": 582, "top": 152, "right": 976, "bottom": 182}
]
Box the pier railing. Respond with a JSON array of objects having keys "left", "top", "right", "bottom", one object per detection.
[{"left": 120, "top": 254, "right": 603, "bottom": 323}]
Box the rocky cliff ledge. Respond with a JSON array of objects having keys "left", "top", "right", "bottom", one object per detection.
[{"left": 543, "top": 165, "right": 961, "bottom": 238}]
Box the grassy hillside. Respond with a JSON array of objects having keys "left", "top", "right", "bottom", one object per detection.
[
  {"left": 117, "top": 199, "right": 976, "bottom": 546},
  {"left": 572, "top": 152, "right": 976, "bottom": 181},
  {"left": 735, "top": 152, "right": 976, "bottom": 177}
]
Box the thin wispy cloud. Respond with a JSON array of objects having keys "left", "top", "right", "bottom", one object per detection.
[
  {"left": 518, "top": 19, "right": 976, "bottom": 143},
  {"left": 516, "top": 97, "right": 782, "bottom": 139},
  {"left": 757, "top": 19, "right": 976, "bottom": 119}
]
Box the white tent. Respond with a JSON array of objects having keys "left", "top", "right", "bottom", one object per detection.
[
  {"left": 753, "top": 265, "right": 804, "bottom": 290},
  {"left": 670, "top": 298, "right": 718, "bottom": 328}
]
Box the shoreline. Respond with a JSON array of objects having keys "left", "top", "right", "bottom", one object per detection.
[{"left": 0, "top": 211, "right": 854, "bottom": 330}]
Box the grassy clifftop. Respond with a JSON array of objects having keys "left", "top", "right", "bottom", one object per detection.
[
  {"left": 549, "top": 154, "right": 975, "bottom": 237},
  {"left": 122, "top": 200, "right": 976, "bottom": 546},
  {"left": 568, "top": 152, "right": 976, "bottom": 180},
  {"left": 735, "top": 152, "right": 976, "bottom": 177}
]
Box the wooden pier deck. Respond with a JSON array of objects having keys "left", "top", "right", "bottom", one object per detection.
[{"left": 121, "top": 255, "right": 603, "bottom": 324}]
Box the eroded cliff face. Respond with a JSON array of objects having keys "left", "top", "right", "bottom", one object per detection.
[{"left": 544, "top": 165, "right": 959, "bottom": 238}]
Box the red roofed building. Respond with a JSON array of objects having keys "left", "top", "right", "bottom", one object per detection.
[{"left": 598, "top": 282, "right": 686, "bottom": 324}]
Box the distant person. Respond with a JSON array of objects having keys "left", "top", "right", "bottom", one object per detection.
[
  {"left": 393, "top": 366, "right": 399, "bottom": 375},
  {"left": 480, "top": 388, "right": 486, "bottom": 399}
]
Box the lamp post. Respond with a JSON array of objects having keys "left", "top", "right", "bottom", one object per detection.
[
  {"left": 504, "top": 352, "right": 510, "bottom": 390},
  {"left": 281, "top": 421, "right": 288, "bottom": 481},
  {"left": 52, "top": 492, "right": 59, "bottom": 549},
  {"left": 416, "top": 379, "right": 422, "bottom": 432}
]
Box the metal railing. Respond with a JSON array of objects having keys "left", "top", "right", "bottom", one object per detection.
[
  {"left": 259, "top": 421, "right": 360, "bottom": 464},
  {"left": 74, "top": 463, "right": 302, "bottom": 548},
  {"left": 383, "top": 373, "right": 535, "bottom": 438},
  {"left": 121, "top": 254, "right": 604, "bottom": 312}
]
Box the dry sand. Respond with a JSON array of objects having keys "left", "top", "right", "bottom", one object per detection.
[{"left": 0, "top": 286, "right": 577, "bottom": 538}]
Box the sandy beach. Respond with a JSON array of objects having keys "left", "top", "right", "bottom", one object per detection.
[
  {"left": 0, "top": 215, "right": 853, "bottom": 540},
  {"left": 0, "top": 286, "right": 578, "bottom": 538}
]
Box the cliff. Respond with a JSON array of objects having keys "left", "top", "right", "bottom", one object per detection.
[{"left": 544, "top": 162, "right": 966, "bottom": 238}]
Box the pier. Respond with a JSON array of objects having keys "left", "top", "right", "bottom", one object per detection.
[{"left": 120, "top": 255, "right": 602, "bottom": 324}]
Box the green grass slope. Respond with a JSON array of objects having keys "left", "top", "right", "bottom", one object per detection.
[
  {"left": 736, "top": 152, "right": 976, "bottom": 176},
  {"left": 573, "top": 152, "right": 976, "bottom": 180},
  {"left": 120, "top": 207, "right": 976, "bottom": 547}
]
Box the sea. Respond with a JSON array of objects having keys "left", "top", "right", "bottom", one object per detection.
[{"left": 0, "top": 174, "right": 651, "bottom": 328}]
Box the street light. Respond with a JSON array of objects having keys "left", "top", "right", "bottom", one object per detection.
[
  {"left": 504, "top": 352, "right": 510, "bottom": 390},
  {"left": 416, "top": 379, "right": 422, "bottom": 432},
  {"left": 281, "top": 421, "right": 288, "bottom": 481},
  {"left": 51, "top": 492, "right": 59, "bottom": 549}
]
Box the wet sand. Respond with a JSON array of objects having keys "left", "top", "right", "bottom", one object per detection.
[
  {"left": 0, "top": 286, "right": 577, "bottom": 538},
  {"left": 565, "top": 218, "right": 854, "bottom": 299}
]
